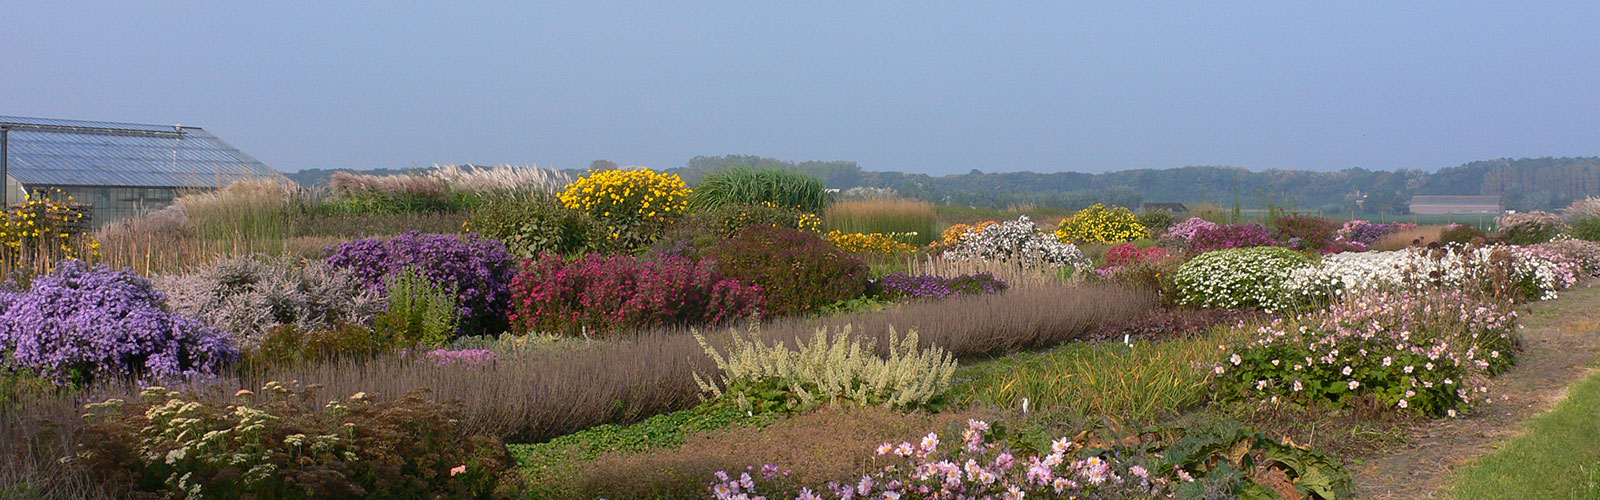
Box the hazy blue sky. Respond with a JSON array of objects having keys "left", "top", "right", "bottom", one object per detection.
[{"left": 3, "top": 2, "right": 1597, "bottom": 174}]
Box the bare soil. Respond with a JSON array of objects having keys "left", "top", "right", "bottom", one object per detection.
[{"left": 1352, "top": 282, "right": 1600, "bottom": 499}]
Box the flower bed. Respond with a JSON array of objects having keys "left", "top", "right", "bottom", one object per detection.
[{"left": 1172, "top": 247, "right": 1314, "bottom": 310}]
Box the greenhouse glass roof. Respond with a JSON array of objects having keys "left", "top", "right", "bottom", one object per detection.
[{"left": 0, "top": 115, "right": 279, "bottom": 188}]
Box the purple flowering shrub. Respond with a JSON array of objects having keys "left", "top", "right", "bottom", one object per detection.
[
  {"left": 1187, "top": 223, "right": 1278, "bottom": 254},
  {"left": 326, "top": 231, "right": 515, "bottom": 335},
  {"left": 1162, "top": 217, "right": 1218, "bottom": 242},
  {"left": 0, "top": 260, "right": 236, "bottom": 385},
  {"left": 509, "top": 253, "right": 763, "bottom": 337},
  {"left": 1270, "top": 214, "right": 1338, "bottom": 252},
  {"left": 1339, "top": 220, "right": 1412, "bottom": 246},
  {"left": 876, "top": 273, "right": 1007, "bottom": 300}
]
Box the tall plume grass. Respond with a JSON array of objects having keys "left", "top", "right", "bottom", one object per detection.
[
  {"left": 427, "top": 164, "right": 571, "bottom": 194},
  {"left": 824, "top": 198, "right": 938, "bottom": 245}
]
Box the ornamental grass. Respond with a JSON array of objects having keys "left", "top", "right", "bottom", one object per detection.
[{"left": 823, "top": 198, "right": 937, "bottom": 246}]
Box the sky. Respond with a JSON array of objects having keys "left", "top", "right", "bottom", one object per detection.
[{"left": 3, "top": 2, "right": 1598, "bottom": 175}]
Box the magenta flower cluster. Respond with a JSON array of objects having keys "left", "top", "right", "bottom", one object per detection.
[
  {"left": 1161, "top": 217, "right": 1217, "bottom": 242},
  {"left": 709, "top": 419, "right": 1180, "bottom": 499},
  {"left": 876, "top": 273, "right": 1007, "bottom": 300},
  {"left": 326, "top": 231, "right": 515, "bottom": 334},
  {"left": 0, "top": 260, "right": 236, "bottom": 385},
  {"left": 1188, "top": 223, "right": 1277, "bottom": 253},
  {"left": 509, "top": 253, "right": 763, "bottom": 336},
  {"left": 1102, "top": 243, "right": 1170, "bottom": 268}
]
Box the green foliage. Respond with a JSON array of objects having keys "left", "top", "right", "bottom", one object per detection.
[
  {"left": 693, "top": 324, "right": 958, "bottom": 412},
  {"left": 1137, "top": 210, "right": 1180, "bottom": 237},
  {"left": 1439, "top": 223, "right": 1487, "bottom": 244},
  {"left": 78, "top": 382, "right": 524, "bottom": 500},
  {"left": 374, "top": 268, "right": 460, "bottom": 347},
  {"left": 464, "top": 193, "right": 606, "bottom": 258},
  {"left": 689, "top": 167, "right": 830, "bottom": 213},
  {"left": 1162, "top": 420, "right": 1354, "bottom": 500},
  {"left": 1173, "top": 247, "right": 1315, "bottom": 310},
  {"left": 1572, "top": 216, "right": 1600, "bottom": 242},
  {"left": 318, "top": 189, "right": 461, "bottom": 216},
  {"left": 509, "top": 402, "right": 777, "bottom": 497},
  {"left": 691, "top": 202, "right": 822, "bottom": 239},
  {"left": 245, "top": 323, "right": 397, "bottom": 372}
]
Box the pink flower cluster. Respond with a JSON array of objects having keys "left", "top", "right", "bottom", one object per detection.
[
  {"left": 1101, "top": 243, "right": 1170, "bottom": 269},
  {"left": 1161, "top": 217, "right": 1217, "bottom": 242},
  {"left": 509, "top": 254, "right": 763, "bottom": 337},
  {"left": 708, "top": 419, "right": 1179, "bottom": 500}
]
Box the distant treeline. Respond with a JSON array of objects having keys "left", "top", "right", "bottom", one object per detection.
[{"left": 285, "top": 156, "right": 1600, "bottom": 213}]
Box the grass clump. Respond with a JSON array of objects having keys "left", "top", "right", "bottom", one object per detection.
[
  {"left": 689, "top": 167, "right": 829, "bottom": 213},
  {"left": 824, "top": 198, "right": 938, "bottom": 245},
  {"left": 374, "top": 268, "right": 460, "bottom": 347},
  {"left": 956, "top": 326, "right": 1242, "bottom": 424}
]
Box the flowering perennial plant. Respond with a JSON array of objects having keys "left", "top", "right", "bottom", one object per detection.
[
  {"left": 1286, "top": 244, "right": 1579, "bottom": 303},
  {"left": 1101, "top": 243, "right": 1171, "bottom": 269},
  {"left": 558, "top": 167, "right": 690, "bottom": 247},
  {"left": 1214, "top": 289, "right": 1518, "bottom": 416},
  {"left": 1162, "top": 217, "right": 1218, "bottom": 243},
  {"left": 510, "top": 253, "right": 763, "bottom": 336},
  {"left": 826, "top": 230, "right": 919, "bottom": 257},
  {"left": 1172, "top": 247, "right": 1314, "bottom": 310},
  {"left": 707, "top": 419, "right": 1181, "bottom": 500},
  {"left": 1338, "top": 220, "right": 1414, "bottom": 246},
  {"left": 326, "top": 232, "right": 515, "bottom": 335},
  {"left": 876, "top": 272, "right": 1008, "bottom": 299},
  {"left": 0, "top": 260, "right": 235, "bottom": 384},
  {"left": 943, "top": 216, "right": 1092, "bottom": 272},
  {"left": 1270, "top": 214, "right": 1338, "bottom": 252},
  {"left": 705, "top": 225, "right": 870, "bottom": 316},
  {"left": 1529, "top": 239, "right": 1600, "bottom": 277},
  {"left": 693, "top": 324, "right": 956, "bottom": 412},
  {"left": 1187, "top": 223, "right": 1278, "bottom": 254},
  {"left": 0, "top": 187, "right": 100, "bottom": 265},
  {"left": 76, "top": 382, "right": 523, "bottom": 499},
  {"left": 1055, "top": 203, "right": 1147, "bottom": 244}
]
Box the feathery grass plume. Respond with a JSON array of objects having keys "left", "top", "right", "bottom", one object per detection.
[
  {"left": 426, "top": 163, "right": 571, "bottom": 194},
  {"left": 1566, "top": 196, "right": 1600, "bottom": 219},
  {"left": 693, "top": 324, "right": 956, "bottom": 411},
  {"left": 823, "top": 197, "right": 937, "bottom": 245},
  {"left": 689, "top": 167, "right": 829, "bottom": 214}
]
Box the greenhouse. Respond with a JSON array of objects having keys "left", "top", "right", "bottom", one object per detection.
[{"left": 0, "top": 115, "right": 279, "bottom": 225}]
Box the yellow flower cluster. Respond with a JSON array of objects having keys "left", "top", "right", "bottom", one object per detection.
[
  {"left": 937, "top": 220, "right": 999, "bottom": 246},
  {"left": 558, "top": 168, "right": 690, "bottom": 224},
  {"left": 1055, "top": 203, "right": 1147, "bottom": 244},
  {"left": 0, "top": 188, "right": 100, "bottom": 260},
  {"left": 827, "top": 230, "right": 918, "bottom": 256}
]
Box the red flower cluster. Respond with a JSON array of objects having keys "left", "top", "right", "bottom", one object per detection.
[{"left": 509, "top": 254, "right": 763, "bottom": 337}]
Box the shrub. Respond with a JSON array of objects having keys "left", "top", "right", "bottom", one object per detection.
[
  {"left": 0, "top": 188, "right": 100, "bottom": 275},
  {"left": 1495, "top": 211, "right": 1567, "bottom": 244},
  {"left": 1173, "top": 247, "right": 1314, "bottom": 310},
  {"left": 1214, "top": 289, "right": 1517, "bottom": 417},
  {"left": 1101, "top": 242, "right": 1170, "bottom": 268},
  {"left": 689, "top": 167, "right": 829, "bottom": 214},
  {"left": 463, "top": 193, "right": 606, "bottom": 258},
  {"left": 822, "top": 198, "right": 938, "bottom": 246},
  {"left": 1188, "top": 223, "right": 1277, "bottom": 253},
  {"left": 156, "top": 255, "right": 386, "bottom": 350},
  {"left": 1530, "top": 239, "right": 1600, "bottom": 277},
  {"left": 1286, "top": 244, "right": 1579, "bottom": 303},
  {"left": 1136, "top": 210, "right": 1179, "bottom": 237},
  {"left": 374, "top": 268, "right": 461, "bottom": 347},
  {"left": 508, "top": 253, "right": 764, "bottom": 336},
  {"left": 704, "top": 225, "right": 870, "bottom": 316},
  {"left": 942, "top": 216, "right": 1092, "bottom": 272},
  {"left": 825, "top": 230, "right": 918, "bottom": 258},
  {"left": 693, "top": 202, "right": 822, "bottom": 239},
  {"left": 1339, "top": 219, "right": 1413, "bottom": 246},
  {"left": 0, "top": 260, "right": 236, "bottom": 385},
  {"left": 1162, "top": 217, "right": 1218, "bottom": 242},
  {"left": 1055, "top": 203, "right": 1147, "bottom": 244},
  {"left": 1271, "top": 213, "right": 1338, "bottom": 252},
  {"left": 325, "top": 232, "right": 515, "bottom": 335},
  {"left": 875, "top": 272, "right": 1007, "bottom": 299},
  {"left": 247, "top": 323, "right": 396, "bottom": 370},
  {"left": 77, "top": 382, "right": 523, "bottom": 499},
  {"left": 693, "top": 324, "right": 957, "bottom": 413},
  {"left": 558, "top": 167, "right": 691, "bottom": 249},
  {"left": 1571, "top": 216, "right": 1600, "bottom": 242},
  {"left": 1438, "top": 223, "right": 1487, "bottom": 244}
]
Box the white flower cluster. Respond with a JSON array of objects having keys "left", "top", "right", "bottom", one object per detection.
[
  {"left": 942, "top": 215, "right": 1092, "bottom": 272},
  {"left": 1286, "top": 244, "right": 1578, "bottom": 302},
  {"left": 1172, "top": 247, "right": 1314, "bottom": 310}
]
